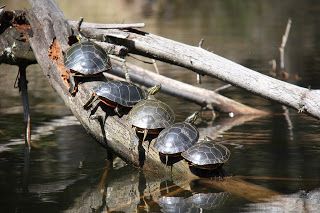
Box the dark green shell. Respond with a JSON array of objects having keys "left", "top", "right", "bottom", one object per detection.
[
  {"left": 127, "top": 98, "right": 175, "bottom": 129},
  {"left": 64, "top": 41, "right": 111, "bottom": 74},
  {"left": 94, "top": 81, "right": 145, "bottom": 107},
  {"left": 154, "top": 122, "right": 199, "bottom": 154},
  {"left": 181, "top": 141, "right": 230, "bottom": 166}
]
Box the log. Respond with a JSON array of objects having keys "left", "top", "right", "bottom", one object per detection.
[
  {"left": 109, "top": 60, "right": 267, "bottom": 115},
  {"left": 24, "top": 0, "right": 283, "bottom": 203},
  {"left": 0, "top": 11, "right": 265, "bottom": 115},
  {"left": 26, "top": 0, "right": 184, "bottom": 177},
  {"left": 76, "top": 23, "right": 320, "bottom": 119}
]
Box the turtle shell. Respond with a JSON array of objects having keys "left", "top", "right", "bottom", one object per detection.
[
  {"left": 94, "top": 81, "right": 145, "bottom": 107},
  {"left": 181, "top": 141, "right": 230, "bottom": 166},
  {"left": 64, "top": 41, "right": 111, "bottom": 75},
  {"left": 128, "top": 98, "right": 175, "bottom": 129},
  {"left": 154, "top": 122, "right": 199, "bottom": 154}
]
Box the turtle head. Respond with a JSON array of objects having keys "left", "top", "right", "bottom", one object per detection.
[
  {"left": 147, "top": 84, "right": 161, "bottom": 96},
  {"left": 185, "top": 111, "right": 199, "bottom": 124}
]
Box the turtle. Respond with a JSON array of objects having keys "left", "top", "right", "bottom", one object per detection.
[
  {"left": 154, "top": 111, "right": 199, "bottom": 166},
  {"left": 63, "top": 40, "right": 111, "bottom": 94},
  {"left": 83, "top": 80, "right": 146, "bottom": 115},
  {"left": 181, "top": 137, "right": 230, "bottom": 170},
  {"left": 127, "top": 84, "right": 175, "bottom": 143}
]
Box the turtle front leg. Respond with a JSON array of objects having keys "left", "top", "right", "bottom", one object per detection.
[
  {"left": 142, "top": 129, "right": 148, "bottom": 143},
  {"left": 83, "top": 93, "right": 99, "bottom": 110},
  {"left": 114, "top": 106, "right": 122, "bottom": 117},
  {"left": 68, "top": 73, "right": 76, "bottom": 95}
]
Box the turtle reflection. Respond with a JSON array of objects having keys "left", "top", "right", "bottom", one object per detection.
[
  {"left": 158, "top": 180, "right": 230, "bottom": 212},
  {"left": 186, "top": 192, "right": 230, "bottom": 210}
]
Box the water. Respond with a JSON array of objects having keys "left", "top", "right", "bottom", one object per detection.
[{"left": 1, "top": 0, "right": 320, "bottom": 212}]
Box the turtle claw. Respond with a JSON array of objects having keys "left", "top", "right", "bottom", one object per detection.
[
  {"left": 142, "top": 129, "right": 148, "bottom": 143},
  {"left": 114, "top": 106, "right": 121, "bottom": 116},
  {"left": 69, "top": 74, "right": 76, "bottom": 95}
]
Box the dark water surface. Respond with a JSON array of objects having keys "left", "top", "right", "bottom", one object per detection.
[{"left": 1, "top": 0, "right": 320, "bottom": 212}]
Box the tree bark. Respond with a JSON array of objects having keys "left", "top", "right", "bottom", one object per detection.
[{"left": 76, "top": 23, "right": 320, "bottom": 119}]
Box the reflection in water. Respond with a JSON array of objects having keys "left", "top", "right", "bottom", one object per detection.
[
  {"left": 0, "top": 116, "right": 79, "bottom": 152},
  {"left": 158, "top": 180, "right": 230, "bottom": 213},
  {"left": 244, "top": 188, "right": 320, "bottom": 213},
  {"left": 158, "top": 196, "right": 191, "bottom": 213}
]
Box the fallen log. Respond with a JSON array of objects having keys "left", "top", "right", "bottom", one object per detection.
[
  {"left": 27, "top": 0, "right": 182, "bottom": 176},
  {"left": 0, "top": 11, "right": 264, "bottom": 115},
  {"left": 76, "top": 22, "right": 320, "bottom": 119},
  {"left": 24, "top": 0, "right": 284, "bottom": 203}
]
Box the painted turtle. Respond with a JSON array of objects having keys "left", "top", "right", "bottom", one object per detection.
[
  {"left": 127, "top": 84, "right": 175, "bottom": 142},
  {"left": 83, "top": 80, "right": 145, "bottom": 115},
  {"left": 154, "top": 112, "right": 199, "bottom": 165},
  {"left": 181, "top": 137, "right": 230, "bottom": 170},
  {"left": 64, "top": 40, "right": 111, "bottom": 94}
]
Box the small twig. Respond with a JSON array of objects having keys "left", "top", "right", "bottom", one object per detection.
[
  {"left": 282, "top": 105, "right": 294, "bottom": 140},
  {"left": 196, "top": 38, "right": 205, "bottom": 84},
  {"left": 214, "top": 84, "right": 232, "bottom": 93},
  {"left": 198, "top": 38, "right": 204, "bottom": 48},
  {"left": 152, "top": 59, "right": 159, "bottom": 74},
  {"left": 77, "top": 17, "right": 84, "bottom": 32},
  {"left": 18, "top": 66, "right": 31, "bottom": 149},
  {"left": 128, "top": 54, "right": 155, "bottom": 64},
  {"left": 69, "top": 20, "right": 145, "bottom": 29},
  {"left": 278, "top": 19, "right": 294, "bottom": 140},
  {"left": 279, "top": 18, "right": 292, "bottom": 70}
]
